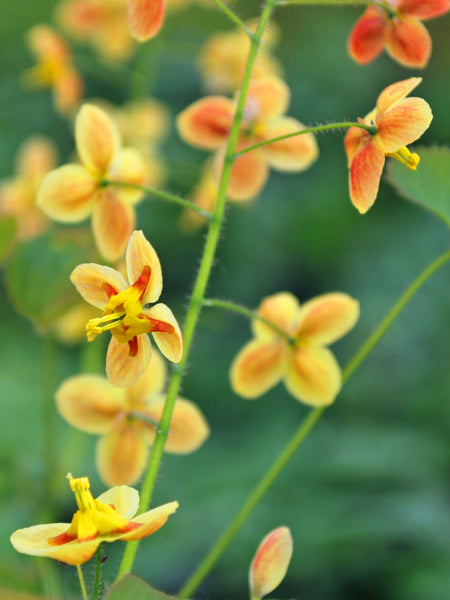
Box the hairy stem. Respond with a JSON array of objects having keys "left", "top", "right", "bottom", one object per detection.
[{"left": 209, "top": 0, "right": 254, "bottom": 35}]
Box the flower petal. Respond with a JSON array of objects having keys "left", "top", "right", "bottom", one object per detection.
[
  {"left": 106, "top": 333, "right": 152, "bottom": 387},
  {"left": 284, "top": 344, "right": 341, "bottom": 407},
  {"left": 145, "top": 303, "right": 183, "bottom": 363},
  {"left": 348, "top": 140, "right": 385, "bottom": 214},
  {"left": 127, "top": 350, "right": 167, "bottom": 406},
  {"left": 37, "top": 164, "right": 97, "bottom": 222},
  {"left": 230, "top": 339, "right": 286, "bottom": 399},
  {"left": 122, "top": 500, "right": 179, "bottom": 541},
  {"left": 70, "top": 263, "right": 128, "bottom": 309},
  {"left": 96, "top": 424, "right": 149, "bottom": 486},
  {"left": 96, "top": 485, "right": 139, "bottom": 520},
  {"left": 109, "top": 147, "right": 147, "bottom": 204},
  {"left": 126, "top": 230, "right": 163, "bottom": 304},
  {"left": 26, "top": 24, "right": 70, "bottom": 61},
  {"left": 92, "top": 189, "right": 135, "bottom": 262},
  {"left": 376, "top": 77, "right": 422, "bottom": 115},
  {"left": 297, "top": 293, "right": 360, "bottom": 345},
  {"left": 377, "top": 97, "right": 433, "bottom": 153},
  {"left": 344, "top": 126, "right": 370, "bottom": 167},
  {"left": 398, "top": 0, "right": 450, "bottom": 20},
  {"left": 56, "top": 375, "right": 125, "bottom": 434},
  {"left": 128, "top": 0, "right": 165, "bottom": 42},
  {"left": 54, "top": 66, "right": 83, "bottom": 115},
  {"left": 177, "top": 96, "right": 234, "bottom": 150},
  {"left": 250, "top": 527, "right": 293, "bottom": 600},
  {"left": 252, "top": 292, "right": 300, "bottom": 340},
  {"left": 216, "top": 148, "right": 269, "bottom": 201},
  {"left": 262, "top": 117, "right": 319, "bottom": 172},
  {"left": 76, "top": 104, "right": 121, "bottom": 176},
  {"left": 385, "top": 17, "right": 432, "bottom": 68},
  {"left": 347, "top": 7, "right": 388, "bottom": 64},
  {"left": 17, "top": 136, "right": 57, "bottom": 182},
  {"left": 247, "top": 76, "right": 290, "bottom": 121}
]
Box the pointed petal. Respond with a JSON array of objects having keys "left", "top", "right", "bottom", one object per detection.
[
  {"left": 398, "top": 0, "right": 450, "bottom": 20},
  {"left": 250, "top": 527, "right": 293, "bottom": 600},
  {"left": 26, "top": 24, "right": 70, "bottom": 61},
  {"left": 126, "top": 230, "right": 163, "bottom": 304},
  {"left": 96, "top": 424, "right": 149, "bottom": 486},
  {"left": 37, "top": 164, "right": 97, "bottom": 222},
  {"left": 285, "top": 344, "right": 342, "bottom": 407},
  {"left": 344, "top": 126, "right": 370, "bottom": 167},
  {"left": 145, "top": 303, "right": 183, "bottom": 363},
  {"left": 215, "top": 148, "right": 269, "bottom": 201},
  {"left": 96, "top": 485, "right": 139, "bottom": 519},
  {"left": 263, "top": 117, "right": 319, "bottom": 172},
  {"left": 230, "top": 339, "right": 287, "bottom": 399},
  {"left": 70, "top": 263, "right": 128, "bottom": 309},
  {"left": 56, "top": 375, "right": 124, "bottom": 434},
  {"left": 376, "top": 77, "right": 422, "bottom": 115},
  {"left": 385, "top": 17, "right": 432, "bottom": 68},
  {"left": 377, "top": 97, "right": 433, "bottom": 152},
  {"left": 109, "top": 147, "right": 147, "bottom": 204},
  {"left": 106, "top": 333, "right": 152, "bottom": 387},
  {"left": 177, "top": 96, "right": 234, "bottom": 150},
  {"left": 121, "top": 501, "right": 179, "bottom": 541},
  {"left": 92, "top": 189, "right": 135, "bottom": 262},
  {"left": 348, "top": 140, "right": 385, "bottom": 213},
  {"left": 297, "top": 293, "right": 360, "bottom": 345},
  {"left": 247, "top": 76, "right": 290, "bottom": 121},
  {"left": 347, "top": 7, "right": 388, "bottom": 64},
  {"left": 252, "top": 292, "right": 300, "bottom": 340},
  {"left": 127, "top": 350, "right": 167, "bottom": 406},
  {"left": 128, "top": 0, "right": 165, "bottom": 42},
  {"left": 76, "top": 104, "right": 121, "bottom": 176}
]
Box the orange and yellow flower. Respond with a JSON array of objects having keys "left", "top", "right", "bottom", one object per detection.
[
  {"left": 344, "top": 77, "right": 433, "bottom": 214},
  {"left": 177, "top": 76, "right": 318, "bottom": 201},
  {"left": 249, "top": 527, "right": 293, "bottom": 600},
  {"left": 231, "top": 292, "right": 359, "bottom": 407},
  {"left": 348, "top": 0, "right": 450, "bottom": 68},
  {"left": 71, "top": 230, "right": 183, "bottom": 387},
  {"left": 23, "top": 24, "right": 83, "bottom": 115},
  {"left": 56, "top": 351, "right": 209, "bottom": 486},
  {"left": 10, "top": 473, "right": 178, "bottom": 565},
  {"left": 37, "top": 103, "right": 146, "bottom": 262}
]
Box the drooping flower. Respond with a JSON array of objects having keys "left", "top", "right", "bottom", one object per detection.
[
  {"left": 23, "top": 24, "right": 83, "bottom": 115},
  {"left": 0, "top": 137, "right": 57, "bottom": 240},
  {"left": 231, "top": 292, "right": 359, "bottom": 407},
  {"left": 10, "top": 473, "right": 178, "bottom": 565},
  {"left": 348, "top": 0, "right": 450, "bottom": 68},
  {"left": 37, "top": 103, "right": 147, "bottom": 261},
  {"left": 127, "top": 0, "right": 165, "bottom": 42},
  {"left": 344, "top": 77, "right": 433, "bottom": 213},
  {"left": 56, "top": 351, "right": 209, "bottom": 485},
  {"left": 71, "top": 229, "right": 183, "bottom": 387},
  {"left": 177, "top": 76, "right": 318, "bottom": 201},
  {"left": 249, "top": 527, "right": 293, "bottom": 600}
]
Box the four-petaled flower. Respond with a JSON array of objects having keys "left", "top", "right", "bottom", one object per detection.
[
  {"left": 56, "top": 351, "right": 209, "bottom": 486},
  {"left": 348, "top": 0, "right": 450, "bottom": 68},
  {"left": 71, "top": 230, "right": 183, "bottom": 387},
  {"left": 344, "top": 77, "right": 433, "bottom": 214},
  {"left": 231, "top": 292, "right": 359, "bottom": 407},
  {"left": 177, "top": 75, "right": 318, "bottom": 201},
  {"left": 37, "top": 103, "right": 147, "bottom": 261},
  {"left": 10, "top": 473, "right": 178, "bottom": 565}
]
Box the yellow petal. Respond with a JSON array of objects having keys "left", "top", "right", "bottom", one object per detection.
[
  {"left": 96, "top": 485, "right": 139, "bottom": 520},
  {"left": 121, "top": 501, "right": 179, "bottom": 541},
  {"left": 297, "top": 293, "right": 360, "bottom": 345},
  {"left": 92, "top": 188, "right": 135, "bottom": 262},
  {"left": 250, "top": 527, "right": 293, "bottom": 599},
  {"left": 126, "top": 230, "right": 163, "bottom": 304},
  {"left": 247, "top": 76, "right": 290, "bottom": 121},
  {"left": 252, "top": 292, "right": 300, "bottom": 340},
  {"left": 96, "top": 424, "right": 149, "bottom": 486},
  {"left": 375, "top": 77, "right": 422, "bottom": 115},
  {"left": 76, "top": 104, "right": 121, "bottom": 176},
  {"left": 145, "top": 303, "right": 183, "bottom": 363},
  {"left": 262, "top": 117, "right": 319, "bottom": 172},
  {"left": 127, "top": 350, "right": 167, "bottom": 405},
  {"left": 17, "top": 136, "right": 58, "bottom": 183},
  {"left": 109, "top": 147, "right": 147, "bottom": 204},
  {"left": 70, "top": 263, "right": 128, "bottom": 309},
  {"left": 106, "top": 333, "right": 152, "bottom": 387}
]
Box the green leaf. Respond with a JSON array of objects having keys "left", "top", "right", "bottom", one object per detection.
[
  {"left": 104, "top": 574, "right": 176, "bottom": 600},
  {"left": 386, "top": 145, "right": 450, "bottom": 228},
  {"left": 0, "top": 215, "right": 18, "bottom": 263},
  {"left": 4, "top": 230, "right": 88, "bottom": 326}
]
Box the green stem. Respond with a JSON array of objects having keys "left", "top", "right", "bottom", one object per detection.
[
  {"left": 209, "top": 0, "right": 254, "bottom": 36},
  {"left": 115, "top": 0, "right": 279, "bottom": 581},
  {"left": 102, "top": 179, "right": 212, "bottom": 218},
  {"left": 177, "top": 248, "right": 449, "bottom": 599},
  {"left": 202, "top": 298, "right": 296, "bottom": 344},
  {"left": 276, "top": 0, "right": 391, "bottom": 11},
  {"left": 77, "top": 564, "right": 89, "bottom": 600},
  {"left": 93, "top": 546, "right": 103, "bottom": 600},
  {"left": 235, "top": 122, "right": 376, "bottom": 158}
]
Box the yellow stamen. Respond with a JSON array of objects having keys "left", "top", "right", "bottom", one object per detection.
[
  {"left": 387, "top": 146, "right": 420, "bottom": 170},
  {"left": 86, "top": 311, "right": 126, "bottom": 342}
]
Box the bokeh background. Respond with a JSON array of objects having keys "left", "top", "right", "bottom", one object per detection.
[{"left": 0, "top": 1, "right": 449, "bottom": 599}]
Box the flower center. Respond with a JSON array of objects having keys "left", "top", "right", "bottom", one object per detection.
[{"left": 387, "top": 145, "right": 420, "bottom": 170}]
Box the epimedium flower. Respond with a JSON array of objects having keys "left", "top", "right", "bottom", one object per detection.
[
  {"left": 230, "top": 292, "right": 360, "bottom": 407},
  {"left": 177, "top": 75, "right": 319, "bottom": 201},
  {"left": 71, "top": 229, "right": 183, "bottom": 387},
  {"left": 249, "top": 527, "right": 293, "bottom": 600},
  {"left": 348, "top": 0, "right": 450, "bottom": 68},
  {"left": 56, "top": 351, "right": 209, "bottom": 486},
  {"left": 344, "top": 77, "right": 433, "bottom": 214},
  {"left": 10, "top": 473, "right": 178, "bottom": 565},
  {"left": 37, "top": 103, "right": 147, "bottom": 262}
]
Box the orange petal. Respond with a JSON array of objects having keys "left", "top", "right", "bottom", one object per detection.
[
  {"left": 37, "top": 164, "right": 97, "bottom": 222},
  {"left": 348, "top": 140, "right": 385, "bottom": 213},
  {"left": 347, "top": 7, "right": 388, "bottom": 64},
  {"left": 297, "top": 293, "right": 360, "bottom": 345},
  {"left": 398, "top": 0, "right": 450, "bottom": 19},
  {"left": 216, "top": 148, "right": 269, "bottom": 201},
  {"left": 122, "top": 500, "right": 179, "bottom": 541},
  {"left": 230, "top": 339, "right": 287, "bottom": 399},
  {"left": 96, "top": 423, "right": 149, "bottom": 486},
  {"left": 246, "top": 76, "right": 290, "bottom": 121},
  {"left": 56, "top": 375, "right": 125, "bottom": 434},
  {"left": 70, "top": 263, "right": 128, "bottom": 309},
  {"left": 250, "top": 527, "right": 293, "bottom": 599},
  {"left": 344, "top": 126, "right": 370, "bottom": 167},
  {"left": 106, "top": 333, "right": 152, "bottom": 387},
  {"left": 252, "top": 292, "right": 300, "bottom": 341},
  {"left": 145, "top": 303, "right": 183, "bottom": 363},
  {"left": 377, "top": 97, "right": 433, "bottom": 153},
  {"left": 55, "top": 0, "right": 104, "bottom": 38},
  {"left": 128, "top": 0, "right": 165, "bottom": 42},
  {"left": 76, "top": 104, "right": 121, "bottom": 176},
  {"left": 26, "top": 24, "right": 70, "bottom": 61},
  {"left": 126, "top": 230, "right": 163, "bottom": 304},
  {"left": 54, "top": 66, "right": 83, "bottom": 115},
  {"left": 376, "top": 77, "right": 422, "bottom": 115},
  {"left": 92, "top": 189, "right": 135, "bottom": 262},
  {"left": 385, "top": 17, "right": 431, "bottom": 67},
  {"left": 262, "top": 117, "right": 319, "bottom": 172},
  {"left": 284, "top": 344, "right": 341, "bottom": 407},
  {"left": 177, "top": 96, "right": 234, "bottom": 150}
]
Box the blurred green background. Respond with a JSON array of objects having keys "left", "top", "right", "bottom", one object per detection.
[{"left": 0, "top": 1, "right": 449, "bottom": 599}]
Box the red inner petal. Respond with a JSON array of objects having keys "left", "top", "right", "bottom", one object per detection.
[
  {"left": 102, "top": 282, "right": 118, "bottom": 300},
  {"left": 47, "top": 531, "right": 77, "bottom": 546},
  {"left": 145, "top": 317, "right": 175, "bottom": 334},
  {"left": 128, "top": 336, "right": 139, "bottom": 357},
  {"left": 131, "top": 265, "right": 152, "bottom": 300}
]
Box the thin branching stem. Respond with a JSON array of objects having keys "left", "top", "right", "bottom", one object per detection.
[{"left": 209, "top": 0, "right": 254, "bottom": 37}]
